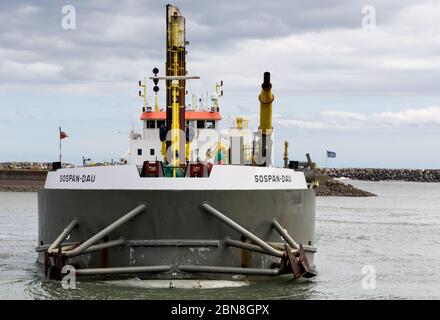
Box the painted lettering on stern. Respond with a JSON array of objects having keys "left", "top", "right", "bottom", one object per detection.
[
  {"left": 59, "top": 174, "right": 96, "bottom": 183},
  {"left": 254, "top": 174, "right": 292, "bottom": 183}
]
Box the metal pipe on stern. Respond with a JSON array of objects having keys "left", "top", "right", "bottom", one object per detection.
[
  {"left": 178, "top": 265, "right": 280, "bottom": 276},
  {"left": 75, "top": 265, "right": 171, "bottom": 276},
  {"left": 200, "top": 202, "right": 282, "bottom": 257},
  {"left": 272, "top": 219, "right": 299, "bottom": 250},
  {"left": 64, "top": 204, "right": 146, "bottom": 257},
  {"left": 67, "top": 239, "right": 126, "bottom": 257},
  {"left": 224, "top": 238, "right": 283, "bottom": 258},
  {"left": 48, "top": 219, "right": 78, "bottom": 253}
]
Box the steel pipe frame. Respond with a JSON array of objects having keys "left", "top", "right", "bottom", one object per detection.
[
  {"left": 267, "top": 242, "right": 317, "bottom": 253},
  {"left": 128, "top": 239, "right": 220, "bottom": 247},
  {"left": 272, "top": 219, "right": 299, "bottom": 250},
  {"left": 178, "top": 265, "right": 280, "bottom": 276},
  {"left": 64, "top": 204, "right": 146, "bottom": 257},
  {"left": 36, "top": 242, "right": 80, "bottom": 252},
  {"left": 65, "top": 239, "right": 126, "bottom": 257},
  {"left": 75, "top": 265, "right": 171, "bottom": 276},
  {"left": 47, "top": 219, "right": 78, "bottom": 253},
  {"left": 224, "top": 238, "right": 283, "bottom": 258},
  {"left": 200, "top": 202, "right": 282, "bottom": 257}
]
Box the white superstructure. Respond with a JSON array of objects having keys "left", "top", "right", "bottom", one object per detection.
[{"left": 128, "top": 108, "right": 222, "bottom": 167}]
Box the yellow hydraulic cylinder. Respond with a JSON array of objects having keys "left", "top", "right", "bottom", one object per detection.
[
  {"left": 259, "top": 72, "right": 274, "bottom": 135},
  {"left": 185, "top": 142, "right": 190, "bottom": 161},
  {"left": 171, "top": 80, "right": 180, "bottom": 177},
  {"left": 236, "top": 116, "right": 243, "bottom": 129},
  {"left": 155, "top": 94, "right": 159, "bottom": 112},
  {"left": 284, "top": 141, "right": 289, "bottom": 168},
  {"left": 161, "top": 141, "right": 167, "bottom": 159}
]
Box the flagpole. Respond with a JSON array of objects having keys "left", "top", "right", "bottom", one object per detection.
[{"left": 59, "top": 126, "right": 62, "bottom": 164}]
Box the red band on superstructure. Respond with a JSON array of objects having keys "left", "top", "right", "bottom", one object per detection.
[{"left": 140, "top": 111, "right": 221, "bottom": 121}]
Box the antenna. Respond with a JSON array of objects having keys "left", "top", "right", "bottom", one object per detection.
[
  {"left": 138, "top": 77, "right": 147, "bottom": 111},
  {"left": 213, "top": 80, "right": 224, "bottom": 112},
  {"left": 216, "top": 81, "right": 224, "bottom": 97}
]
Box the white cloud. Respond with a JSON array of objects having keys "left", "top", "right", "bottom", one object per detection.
[
  {"left": 16, "top": 5, "right": 40, "bottom": 16},
  {"left": 0, "top": 61, "right": 63, "bottom": 80},
  {"left": 280, "top": 119, "right": 347, "bottom": 130},
  {"left": 275, "top": 106, "right": 440, "bottom": 131},
  {"left": 372, "top": 106, "right": 440, "bottom": 126},
  {"left": 320, "top": 111, "right": 367, "bottom": 121},
  {"left": 389, "top": 3, "right": 440, "bottom": 34},
  {"left": 1, "top": 0, "right": 440, "bottom": 167},
  {"left": 1, "top": 1, "right": 440, "bottom": 96}
]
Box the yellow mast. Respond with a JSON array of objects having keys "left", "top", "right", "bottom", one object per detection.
[
  {"left": 166, "top": 5, "right": 186, "bottom": 176},
  {"left": 170, "top": 17, "right": 180, "bottom": 177}
]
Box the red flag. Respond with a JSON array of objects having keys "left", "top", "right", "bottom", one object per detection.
[{"left": 60, "top": 130, "right": 68, "bottom": 140}]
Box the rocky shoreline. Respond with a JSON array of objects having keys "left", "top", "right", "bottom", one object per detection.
[
  {"left": 314, "top": 179, "right": 376, "bottom": 197},
  {"left": 0, "top": 170, "right": 46, "bottom": 192},
  {"left": 316, "top": 168, "right": 440, "bottom": 182},
  {"left": 0, "top": 185, "right": 42, "bottom": 192}
]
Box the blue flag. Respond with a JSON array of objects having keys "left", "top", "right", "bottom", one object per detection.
[{"left": 327, "top": 151, "right": 336, "bottom": 158}]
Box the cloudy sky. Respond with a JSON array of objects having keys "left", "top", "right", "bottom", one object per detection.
[{"left": 1, "top": 0, "right": 439, "bottom": 168}]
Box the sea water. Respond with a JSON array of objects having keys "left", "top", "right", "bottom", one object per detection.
[{"left": 0, "top": 180, "right": 439, "bottom": 299}]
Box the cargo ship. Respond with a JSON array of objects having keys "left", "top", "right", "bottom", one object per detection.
[{"left": 37, "top": 4, "right": 317, "bottom": 283}]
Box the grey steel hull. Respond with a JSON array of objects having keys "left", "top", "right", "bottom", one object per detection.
[{"left": 37, "top": 188, "right": 316, "bottom": 279}]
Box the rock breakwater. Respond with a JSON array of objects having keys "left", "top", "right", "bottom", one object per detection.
[
  {"left": 315, "top": 179, "right": 376, "bottom": 197},
  {"left": 316, "top": 168, "right": 440, "bottom": 182}
]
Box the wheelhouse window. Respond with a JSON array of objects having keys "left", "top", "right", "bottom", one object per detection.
[
  {"left": 207, "top": 120, "right": 215, "bottom": 128},
  {"left": 146, "top": 120, "right": 156, "bottom": 128},
  {"left": 137, "top": 149, "right": 142, "bottom": 155},
  {"left": 197, "top": 120, "right": 205, "bottom": 129},
  {"left": 157, "top": 120, "right": 165, "bottom": 128},
  {"left": 150, "top": 149, "right": 155, "bottom": 156}
]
